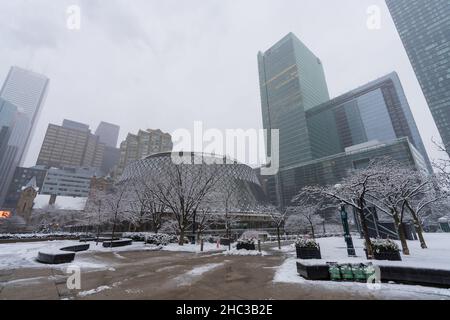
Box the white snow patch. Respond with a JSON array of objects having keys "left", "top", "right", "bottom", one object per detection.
[
  {"left": 78, "top": 285, "right": 111, "bottom": 297},
  {"left": 223, "top": 248, "right": 268, "bottom": 256},
  {"left": 174, "top": 263, "right": 225, "bottom": 286}
]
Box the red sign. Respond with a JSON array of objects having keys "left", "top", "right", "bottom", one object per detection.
[{"left": 0, "top": 211, "right": 11, "bottom": 219}]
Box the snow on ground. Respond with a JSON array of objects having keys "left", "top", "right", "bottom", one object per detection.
[
  {"left": 78, "top": 285, "right": 112, "bottom": 297},
  {"left": 273, "top": 233, "right": 450, "bottom": 299},
  {"left": 161, "top": 242, "right": 226, "bottom": 253},
  {"left": 173, "top": 262, "right": 226, "bottom": 286},
  {"left": 222, "top": 248, "right": 268, "bottom": 256},
  {"left": 0, "top": 240, "right": 226, "bottom": 270},
  {"left": 292, "top": 233, "right": 450, "bottom": 270},
  {"left": 274, "top": 257, "right": 450, "bottom": 299}
]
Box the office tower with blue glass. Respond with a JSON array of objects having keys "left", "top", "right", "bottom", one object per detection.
[
  {"left": 258, "top": 33, "right": 330, "bottom": 169},
  {"left": 386, "top": 0, "right": 450, "bottom": 151},
  {"left": 0, "top": 67, "right": 49, "bottom": 208},
  {"left": 258, "top": 34, "right": 431, "bottom": 206}
]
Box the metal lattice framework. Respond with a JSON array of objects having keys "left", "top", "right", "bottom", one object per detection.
[{"left": 118, "top": 152, "right": 267, "bottom": 214}]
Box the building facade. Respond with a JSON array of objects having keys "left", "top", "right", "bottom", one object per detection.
[
  {"left": 116, "top": 129, "right": 173, "bottom": 177},
  {"left": 2, "top": 166, "right": 47, "bottom": 209},
  {"left": 95, "top": 121, "right": 120, "bottom": 148},
  {"left": 258, "top": 33, "right": 330, "bottom": 169},
  {"left": 0, "top": 67, "right": 49, "bottom": 208},
  {"left": 40, "top": 166, "right": 99, "bottom": 198},
  {"left": 36, "top": 121, "right": 105, "bottom": 170},
  {"left": 306, "top": 72, "right": 431, "bottom": 171},
  {"left": 275, "top": 138, "right": 428, "bottom": 206},
  {"left": 386, "top": 0, "right": 450, "bottom": 151}
]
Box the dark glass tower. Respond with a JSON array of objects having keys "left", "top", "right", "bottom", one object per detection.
[
  {"left": 386, "top": 0, "right": 450, "bottom": 151},
  {"left": 0, "top": 67, "right": 49, "bottom": 208},
  {"left": 258, "top": 33, "right": 330, "bottom": 169}
]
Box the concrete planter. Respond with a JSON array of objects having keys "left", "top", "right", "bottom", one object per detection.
[
  {"left": 102, "top": 239, "right": 132, "bottom": 248},
  {"left": 236, "top": 242, "right": 256, "bottom": 250},
  {"left": 296, "top": 246, "right": 321, "bottom": 259},
  {"left": 37, "top": 251, "right": 75, "bottom": 264}
]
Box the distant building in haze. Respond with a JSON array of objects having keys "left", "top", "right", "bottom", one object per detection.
[
  {"left": 0, "top": 66, "right": 49, "bottom": 208},
  {"left": 116, "top": 129, "right": 173, "bottom": 177}
]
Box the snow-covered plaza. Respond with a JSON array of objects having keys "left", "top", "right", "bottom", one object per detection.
[{"left": 1, "top": 233, "right": 449, "bottom": 300}]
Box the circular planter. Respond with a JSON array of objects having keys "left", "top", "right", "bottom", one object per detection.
[
  {"left": 296, "top": 246, "right": 322, "bottom": 259},
  {"left": 37, "top": 251, "right": 75, "bottom": 264}
]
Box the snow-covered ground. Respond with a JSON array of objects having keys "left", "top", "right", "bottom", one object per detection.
[
  {"left": 273, "top": 233, "right": 450, "bottom": 299},
  {"left": 283, "top": 233, "right": 450, "bottom": 270},
  {"left": 0, "top": 240, "right": 227, "bottom": 270}
]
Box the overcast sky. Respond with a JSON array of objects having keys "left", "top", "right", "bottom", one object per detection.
[{"left": 0, "top": 0, "right": 445, "bottom": 167}]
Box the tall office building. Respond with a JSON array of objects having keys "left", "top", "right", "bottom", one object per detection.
[
  {"left": 95, "top": 121, "right": 120, "bottom": 148},
  {"left": 0, "top": 67, "right": 49, "bottom": 207},
  {"left": 258, "top": 33, "right": 330, "bottom": 168},
  {"left": 386, "top": 0, "right": 450, "bottom": 151},
  {"left": 116, "top": 129, "right": 173, "bottom": 177},
  {"left": 307, "top": 72, "right": 432, "bottom": 171},
  {"left": 37, "top": 121, "right": 105, "bottom": 170},
  {"left": 62, "top": 119, "right": 90, "bottom": 132}
]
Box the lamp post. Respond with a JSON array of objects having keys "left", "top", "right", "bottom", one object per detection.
[{"left": 340, "top": 204, "right": 356, "bottom": 257}]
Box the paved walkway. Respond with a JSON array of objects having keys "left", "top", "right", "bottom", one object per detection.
[{"left": 0, "top": 242, "right": 448, "bottom": 300}]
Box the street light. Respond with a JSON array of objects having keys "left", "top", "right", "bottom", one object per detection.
[{"left": 340, "top": 204, "right": 356, "bottom": 257}]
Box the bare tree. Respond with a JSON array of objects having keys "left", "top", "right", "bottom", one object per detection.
[
  {"left": 365, "top": 160, "right": 415, "bottom": 255},
  {"left": 304, "top": 160, "right": 387, "bottom": 258},
  {"left": 126, "top": 179, "right": 166, "bottom": 233},
  {"left": 104, "top": 183, "right": 129, "bottom": 243},
  {"left": 148, "top": 157, "right": 222, "bottom": 245},
  {"left": 84, "top": 188, "right": 111, "bottom": 244},
  {"left": 257, "top": 204, "right": 286, "bottom": 250},
  {"left": 288, "top": 205, "right": 323, "bottom": 239}
]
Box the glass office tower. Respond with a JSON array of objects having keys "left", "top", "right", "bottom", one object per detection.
[
  {"left": 306, "top": 72, "right": 432, "bottom": 171},
  {"left": 258, "top": 33, "right": 330, "bottom": 169},
  {"left": 386, "top": 0, "right": 450, "bottom": 151},
  {"left": 0, "top": 67, "right": 49, "bottom": 207}
]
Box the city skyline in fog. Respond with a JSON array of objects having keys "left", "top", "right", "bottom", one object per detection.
[{"left": 0, "top": 0, "right": 445, "bottom": 167}]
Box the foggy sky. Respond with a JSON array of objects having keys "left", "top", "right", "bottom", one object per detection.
[{"left": 0, "top": 0, "right": 445, "bottom": 167}]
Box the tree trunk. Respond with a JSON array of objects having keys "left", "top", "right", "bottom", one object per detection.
[
  {"left": 179, "top": 227, "right": 185, "bottom": 246},
  {"left": 96, "top": 224, "right": 101, "bottom": 246},
  {"left": 358, "top": 201, "right": 373, "bottom": 258},
  {"left": 405, "top": 201, "right": 427, "bottom": 249},
  {"left": 276, "top": 226, "right": 281, "bottom": 250},
  {"left": 310, "top": 223, "right": 315, "bottom": 240},
  {"left": 393, "top": 212, "right": 410, "bottom": 255}
]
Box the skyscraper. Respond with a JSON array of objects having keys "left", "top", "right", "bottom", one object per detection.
[
  {"left": 307, "top": 72, "right": 432, "bottom": 171},
  {"left": 386, "top": 0, "right": 450, "bottom": 150},
  {"left": 116, "top": 129, "right": 173, "bottom": 177},
  {"left": 258, "top": 33, "right": 330, "bottom": 168},
  {"left": 0, "top": 66, "right": 49, "bottom": 159},
  {"left": 95, "top": 121, "right": 120, "bottom": 148},
  {"left": 37, "top": 121, "right": 105, "bottom": 170},
  {"left": 0, "top": 67, "right": 49, "bottom": 207}
]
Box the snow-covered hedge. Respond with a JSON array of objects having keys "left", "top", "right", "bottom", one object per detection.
[
  {"left": 0, "top": 232, "right": 83, "bottom": 240},
  {"left": 295, "top": 237, "right": 319, "bottom": 249},
  {"left": 371, "top": 238, "right": 400, "bottom": 252},
  {"left": 237, "top": 238, "right": 255, "bottom": 245},
  {"left": 122, "top": 232, "right": 178, "bottom": 245}
]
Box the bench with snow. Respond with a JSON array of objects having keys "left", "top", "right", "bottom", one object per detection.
[
  {"left": 60, "top": 244, "right": 90, "bottom": 252},
  {"left": 80, "top": 237, "right": 121, "bottom": 243},
  {"left": 296, "top": 261, "right": 450, "bottom": 288},
  {"left": 102, "top": 239, "right": 133, "bottom": 248},
  {"left": 37, "top": 250, "right": 75, "bottom": 264}
]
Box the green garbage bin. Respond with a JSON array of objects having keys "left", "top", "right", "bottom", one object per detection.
[
  {"left": 340, "top": 264, "right": 354, "bottom": 281},
  {"left": 328, "top": 262, "right": 342, "bottom": 281},
  {"left": 352, "top": 264, "right": 367, "bottom": 282}
]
